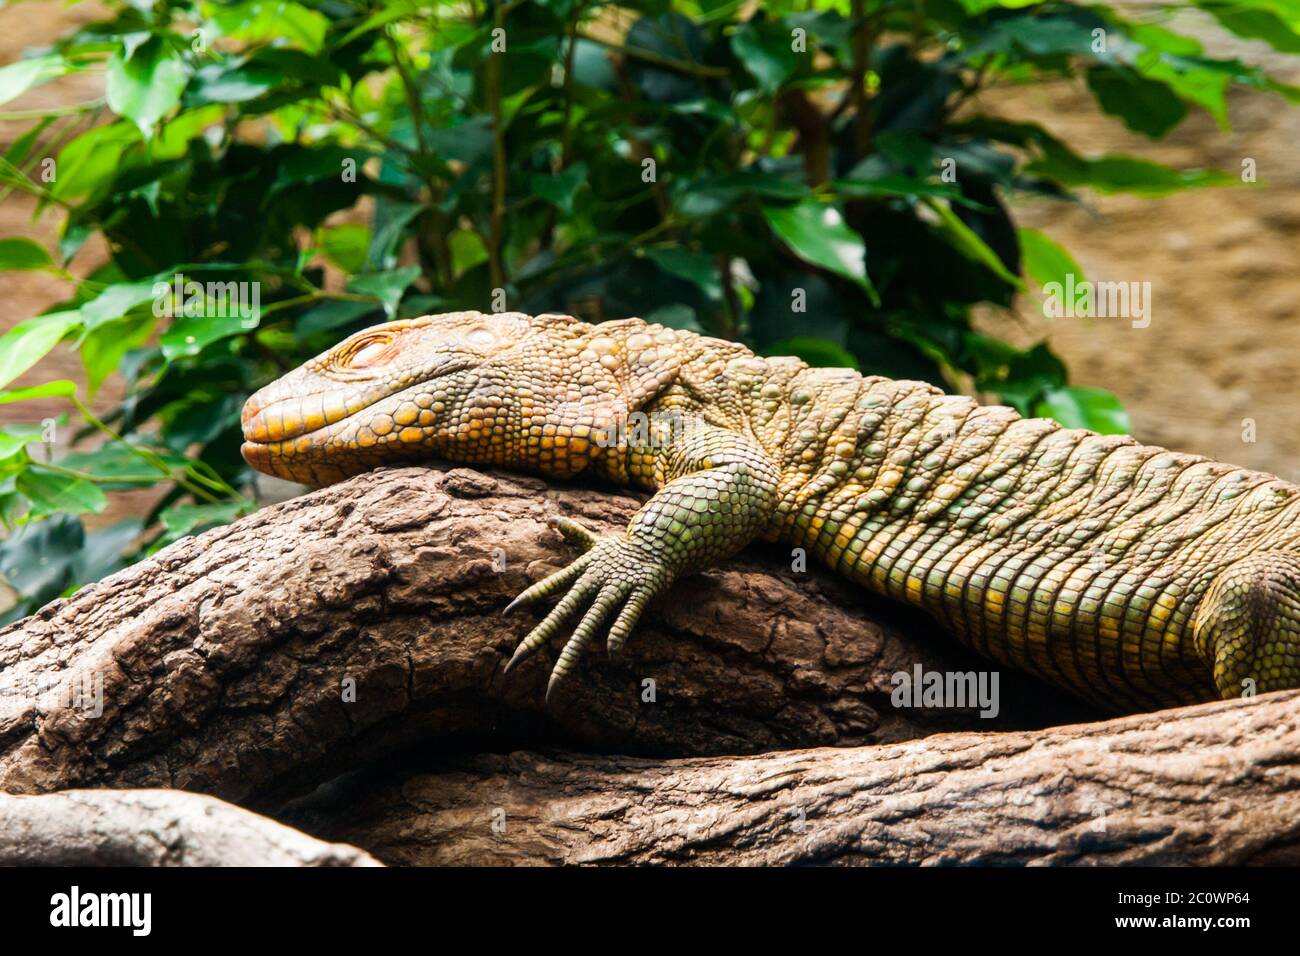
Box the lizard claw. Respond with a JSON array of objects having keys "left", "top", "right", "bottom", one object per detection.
[
  {"left": 548, "top": 515, "right": 600, "bottom": 550},
  {"left": 501, "top": 516, "right": 601, "bottom": 618},
  {"left": 502, "top": 530, "right": 669, "bottom": 697}
]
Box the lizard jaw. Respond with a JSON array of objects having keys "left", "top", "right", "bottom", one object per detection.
[
  {"left": 241, "top": 359, "right": 476, "bottom": 445},
  {"left": 239, "top": 363, "right": 481, "bottom": 484}
]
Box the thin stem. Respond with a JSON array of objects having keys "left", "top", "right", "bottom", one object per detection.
[
  {"left": 384, "top": 29, "right": 430, "bottom": 154},
  {"left": 487, "top": 2, "right": 507, "bottom": 290},
  {"left": 0, "top": 98, "right": 105, "bottom": 120},
  {"left": 580, "top": 33, "right": 728, "bottom": 79},
  {"left": 70, "top": 397, "right": 225, "bottom": 503},
  {"left": 540, "top": 5, "right": 585, "bottom": 250},
  {"left": 31, "top": 461, "right": 164, "bottom": 485},
  {"left": 850, "top": 0, "right": 874, "bottom": 161}
]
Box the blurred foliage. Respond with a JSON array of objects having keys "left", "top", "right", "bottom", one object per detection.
[{"left": 1, "top": 0, "right": 1297, "bottom": 622}]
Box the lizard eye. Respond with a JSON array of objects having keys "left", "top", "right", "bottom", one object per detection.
[
  {"left": 466, "top": 327, "right": 495, "bottom": 348},
  {"left": 344, "top": 336, "right": 393, "bottom": 368}
]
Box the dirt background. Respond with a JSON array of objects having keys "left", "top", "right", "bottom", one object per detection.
[
  {"left": 986, "top": 3, "right": 1300, "bottom": 485},
  {"left": 1, "top": 0, "right": 1298, "bottom": 511}
]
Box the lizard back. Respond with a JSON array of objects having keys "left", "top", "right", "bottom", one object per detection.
[{"left": 647, "top": 342, "right": 1300, "bottom": 711}]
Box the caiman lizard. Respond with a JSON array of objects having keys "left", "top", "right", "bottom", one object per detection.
[{"left": 240, "top": 310, "right": 1300, "bottom": 711}]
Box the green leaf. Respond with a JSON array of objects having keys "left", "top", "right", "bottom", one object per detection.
[
  {"left": 367, "top": 202, "right": 423, "bottom": 270},
  {"left": 81, "top": 313, "right": 156, "bottom": 397},
  {"left": 965, "top": 332, "right": 1025, "bottom": 382},
  {"left": 106, "top": 37, "right": 190, "bottom": 137},
  {"left": 644, "top": 304, "right": 703, "bottom": 332},
  {"left": 59, "top": 442, "right": 184, "bottom": 486},
  {"left": 0, "top": 424, "right": 44, "bottom": 460},
  {"left": 272, "top": 145, "right": 367, "bottom": 193},
  {"left": 186, "top": 62, "right": 281, "bottom": 107},
  {"left": 528, "top": 162, "right": 588, "bottom": 215},
  {"left": 1085, "top": 67, "right": 1187, "bottom": 138},
  {"left": 762, "top": 202, "right": 874, "bottom": 298},
  {"left": 161, "top": 313, "right": 258, "bottom": 361},
  {"left": 0, "top": 311, "right": 81, "bottom": 390},
  {"left": 448, "top": 230, "right": 488, "bottom": 277},
  {"left": 1018, "top": 228, "right": 1085, "bottom": 292},
  {"left": 956, "top": 0, "right": 1046, "bottom": 11},
  {"left": 645, "top": 248, "right": 723, "bottom": 301},
  {"left": 1132, "top": 53, "right": 1231, "bottom": 130},
  {"left": 1027, "top": 151, "right": 1236, "bottom": 196},
  {"left": 831, "top": 175, "right": 968, "bottom": 204},
  {"left": 153, "top": 104, "right": 225, "bottom": 158},
  {"left": 676, "top": 172, "right": 806, "bottom": 218},
  {"left": 764, "top": 337, "right": 859, "bottom": 370},
  {"left": 963, "top": 9, "right": 1104, "bottom": 58},
  {"left": 80, "top": 281, "right": 160, "bottom": 329},
  {"left": 730, "top": 22, "right": 798, "bottom": 93},
  {"left": 0, "top": 380, "right": 77, "bottom": 405},
  {"left": 1203, "top": 5, "right": 1300, "bottom": 54},
  {"left": 348, "top": 267, "right": 421, "bottom": 318},
  {"left": 340, "top": 0, "right": 421, "bottom": 46},
  {"left": 295, "top": 300, "right": 378, "bottom": 342},
  {"left": 212, "top": 1, "right": 330, "bottom": 53},
  {"left": 0, "top": 54, "right": 68, "bottom": 106},
  {"left": 17, "top": 466, "right": 108, "bottom": 518},
  {"left": 0, "top": 514, "right": 83, "bottom": 616},
  {"left": 49, "top": 121, "right": 142, "bottom": 201},
  {"left": 4, "top": 115, "right": 54, "bottom": 169},
  {"left": 571, "top": 37, "right": 618, "bottom": 90},
  {"left": 925, "top": 200, "right": 1025, "bottom": 289},
  {"left": 1034, "top": 386, "right": 1132, "bottom": 435},
  {"left": 997, "top": 343, "right": 1068, "bottom": 415},
  {"left": 159, "top": 392, "right": 243, "bottom": 452},
  {"left": 316, "top": 224, "right": 372, "bottom": 274},
  {"left": 159, "top": 500, "right": 253, "bottom": 540},
  {"left": 624, "top": 13, "right": 707, "bottom": 103},
  {"left": 77, "top": 517, "right": 145, "bottom": 586},
  {"left": 0, "top": 238, "right": 53, "bottom": 271}
]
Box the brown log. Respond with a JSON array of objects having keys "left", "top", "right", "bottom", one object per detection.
[
  {"left": 0, "top": 789, "right": 380, "bottom": 866},
  {"left": 285, "top": 690, "right": 1300, "bottom": 866},
  {"left": 0, "top": 466, "right": 1078, "bottom": 807},
  {"left": 3, "top": 465, "right": 1296, "bottom": 867}
]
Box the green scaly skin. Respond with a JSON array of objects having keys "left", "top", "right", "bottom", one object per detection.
[{"left": 241, "top": 311, "right": 1300, "bottom": 710}]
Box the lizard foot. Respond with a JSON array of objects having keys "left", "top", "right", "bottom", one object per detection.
[{"left": 503, "top": 516, "right": 671, "bottom": 701}]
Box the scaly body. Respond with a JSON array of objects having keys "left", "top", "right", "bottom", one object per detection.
[{"left": 241, "top": 312, "right": 1300, "bottom": 711}]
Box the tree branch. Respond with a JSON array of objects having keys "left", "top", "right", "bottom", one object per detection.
[
  {"left": 0, "top": 789, "right": 379, "bottom": 866},
  {"left": 0, "top": 466, "right": 1059, "bottom": 808},
  {"left": 3, "top": 466, "right": 1297, "bottom": 866},
  {"left": 286, "top": 690, "right": 1300, "bottom": 866}
]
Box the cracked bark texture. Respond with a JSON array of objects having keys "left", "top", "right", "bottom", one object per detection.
[
  {"left": 0, "top": 789, "right": 380, "bottom": 866},
  {"left": 1, "top": 465, "right": 1295, "bottom": 866},
  {"left": 285, "top": 690, "right": 1300, "bottom": 866},
  {"left": 0, "top": 466, "right": 1079, "bottom": 807}
]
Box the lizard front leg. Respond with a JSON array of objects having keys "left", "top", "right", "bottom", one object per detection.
[{"left": 503, "top": 417, "right": 779, "bottom": 699}]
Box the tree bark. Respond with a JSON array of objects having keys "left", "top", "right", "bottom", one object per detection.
[
  {"left": 285, "top": 690, "right": 1300, "bottom": 866},
  {"left": 0, "top": 789, "right": 379, "bottom": 866},
  {"left": 1, "top": 465, "right": 1297, "bottom": 866},
  {"left": 0, "top": 466, "right": 1077, "bottom": 808}
]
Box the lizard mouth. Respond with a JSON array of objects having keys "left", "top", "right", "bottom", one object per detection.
[
  {"left": 240, "top": 361, "right": 473, "bottom": 447},
  {"left": 239, "top": 385, "right": 416, "bottom": 485},
  {"left": 240, "top": 389, "right": 366, "bottom": 446}
]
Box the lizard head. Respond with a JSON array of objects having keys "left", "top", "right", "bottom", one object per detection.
[{"left": 240, "top": 310, "right": 681, "bottom": 485}]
